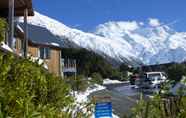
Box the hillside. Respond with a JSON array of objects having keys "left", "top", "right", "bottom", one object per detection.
[
  {"left": 61, "top": 48, "right": 117, "bottom": 78},
  {"left": 18, "top": 12, "right": 186, "bottom": 66}
]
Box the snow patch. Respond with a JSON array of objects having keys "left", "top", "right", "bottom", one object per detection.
[
  {"left": 50, "top": 42, "right": 60, "bottom": 47},
  {"left": 103, "top": 79, "right": 124, "bottom": 85},
  {"left": 1, "top": 43, "right": 13, "bottom": 52},
  {"left": 75, "top": 84, "right": 106, "bottom": 103}
]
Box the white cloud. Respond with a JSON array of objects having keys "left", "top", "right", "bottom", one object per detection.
[{"left": 148, "top": 18, "right": 161, "bottom": 27}]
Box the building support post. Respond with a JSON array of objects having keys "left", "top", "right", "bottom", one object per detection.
[
  {"left": 8, "top": 0, "right": 14, "bottom": 49},
  {"left": 24, "top": 8, "right": 28, "bottom": 58}
]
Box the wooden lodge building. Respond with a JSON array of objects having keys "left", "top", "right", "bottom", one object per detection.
[
  {"left": 15, "top": 28, "right": 63, "bottom": 76},
  {"left": 0, "top": 0, "right": 63, "bottom": 77}
]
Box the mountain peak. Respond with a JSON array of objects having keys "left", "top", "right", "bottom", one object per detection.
[{"left": 18, "top": 11, "right": 186, "bottom": 66}]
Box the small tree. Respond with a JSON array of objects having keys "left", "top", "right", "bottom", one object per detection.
[
  {"left": 65, "top": 75, "right": 89, "bottom": 92},
  {"left": 167, "top": 64, "right": 186, "bottom": 82},
  {"left": 119, "top": 63, "right": 129, "bottom": 72},
  {"left": 91, "top": 72, "right": 103, "bottom": 85}
]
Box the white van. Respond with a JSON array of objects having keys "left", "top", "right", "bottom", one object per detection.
[{"left": 143, "top": 72, "right": 167, "bottom": 89}]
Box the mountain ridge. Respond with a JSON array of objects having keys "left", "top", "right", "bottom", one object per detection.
[{"left": 18, "top": 11, "right": 186, "bottom": 66}]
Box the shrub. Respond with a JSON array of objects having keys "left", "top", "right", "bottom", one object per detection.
[
  {"left": 90, "top": 72, "right": 103, "bottom": 85},
  {"left": 65, "top": 75, "right": 89, "bottom": 92},
  {"left": 110, "top": 69, "right": 127, "bottom": 81},
  {"left": 167, "top": 64, "right": 186, "bottom": 82},
  {"left": 0, "top": 18, "right": 7, "bottom": 43},
  {"left": 131, "top": 79, "right": 186, "bottom": 118},
  {"left": 0, "top": 52, "right": 75, "bottom": 117},
  {"left": 131, "top": 94, "right": 186, "bottom": 118}
]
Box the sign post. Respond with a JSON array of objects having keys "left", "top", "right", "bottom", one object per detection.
[{"left": 94, "top": 96, "right": 112, "bottom": 118}]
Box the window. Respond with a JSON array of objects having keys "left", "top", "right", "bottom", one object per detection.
[{"left": 39, "top": 47, "right": 51, "bottom": 59}]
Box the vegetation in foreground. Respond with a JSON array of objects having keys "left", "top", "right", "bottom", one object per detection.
[
  {"left": 131, "top": 90, "right": 186, "bottom": 118},
  {"left": 0, "top": 52, "right": 74, "bottom": 117},
  {"left": 129, "top": 63, "right": 186, "bottom": 118},
  {"left": 0, "top": 18, "right": 6, "bottom": 43}
]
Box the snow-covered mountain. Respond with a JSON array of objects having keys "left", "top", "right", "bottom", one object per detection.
[
  {"left": 94, "top": 19, "right": 186, "bottom": 65},
  {"left": 18, "top": 12, "right": 186, "bottom": 66},
  {"left": 18, "top": 12, "right": 141, "bottom": 66}
]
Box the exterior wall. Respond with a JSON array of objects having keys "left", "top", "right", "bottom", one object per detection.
[
  {"left": 28, "top": 45, "right": 61, "bottom": 76},
  {"left": 15, "top": 37, "right": 23, "bottom": 55},
  {"left": 28, "top": 45, "right": 38, "bottom": 57},
  {"left": 45, "top": 49, "right": 61, "bottom": 76}
]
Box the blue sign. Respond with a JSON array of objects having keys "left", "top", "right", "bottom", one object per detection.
[{"left": 95, "top": 102, "right": 112, "bottom": 118}]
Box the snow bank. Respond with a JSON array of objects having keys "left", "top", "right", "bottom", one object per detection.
[
  {"left": 103, "top": 79, "right": 124, "bottom": 85},
  {"left": 112, "top": 114, "right": 120, "bottom": 118},
  {"left": 75, "top": 84, "right": 106, "bottom": 103},
  {"left": 74, "top": 83, "right": 120, "bottom": 118},
  {"left": 1, "top": 43, "right": 13, "bottom": 52}
]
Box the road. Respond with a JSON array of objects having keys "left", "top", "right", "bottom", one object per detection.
[{"left": 89, "top": 82, "right": 143, "bottom": 117}]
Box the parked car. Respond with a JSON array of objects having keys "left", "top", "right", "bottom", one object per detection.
[
  {"left": 129, "top": 74, "right": 140, "bottom": 85},
  {"left": 141, "top": 72, "right": 167, "bottom": 89}
]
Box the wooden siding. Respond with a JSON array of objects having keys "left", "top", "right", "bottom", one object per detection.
[
  {"left": 28, "top": 45, "right": 61, "bottom": 76},
  {"left": 45, "top": 49, "right": 61, "bottom": 76},
  {"left": 15, "top": 37, "right": 23, "bottom": 55},
  {"left": 28, "top": 45, "right": 38, "bottom": 57}
]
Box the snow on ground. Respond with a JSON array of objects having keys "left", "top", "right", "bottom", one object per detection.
[
  {"left": 75, "top": 84, "right": 106, "bottom": 103},
  {"left": 112, "top": 114, "right": 120, "bottom": 118},
  {"left": 0, "top": 43, "right": 13, "bottom": 52},
  {"left": 103, "top": 78, "right": 125, "bottom": 85},
  {"left": 74, "top": 83, "right": 120, "bottom": 118}
]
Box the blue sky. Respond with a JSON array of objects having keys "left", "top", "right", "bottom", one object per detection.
[{"left": 33, "top": 0, "right": 186, "bottom": 32}]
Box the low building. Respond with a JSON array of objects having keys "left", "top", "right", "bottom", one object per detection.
[
  {"left": 0, "top": 0, "right": 63, "bottom": 77},
  {"left": 0, "top": 0, "right": 34, "bottom": 53},
  {"left": 15, "top": 27, "right": 63, "bottom": 77}
]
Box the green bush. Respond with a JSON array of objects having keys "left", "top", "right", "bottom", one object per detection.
[
  {"left": 65, "top": 75, "right": 89, "bottom": 92},
  {"left": 131, "top": 94, "right": 186, "bottom": 118},
  {"left": 167, "top": 64, "right": 186, "bottom": 82},
  {"left": 131, "top": 78, "right": 186, "bottom": 118},
  {"left": 0, "top": 52, "right": 75, "bottom": 117},
  {"left": 110, "top": 69, "right": 128, "bottom": 81},
  {"left": 0, "top": 18, "right": 7, "bottom": 43},
  {"left": 90, "top": 72, "right": 103, "bottom": 85}
]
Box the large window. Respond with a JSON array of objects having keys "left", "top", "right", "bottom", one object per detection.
[{"left": 39, "top": 47, "right": 51, "bottom": 59}]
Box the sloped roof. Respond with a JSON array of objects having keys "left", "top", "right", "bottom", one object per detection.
[
  {"left": 15, "top": 24, "right": 64, "bottom": 50},
  {"left": 0, "top": 0, "right": 34, "bottom": 17}
]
